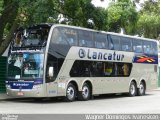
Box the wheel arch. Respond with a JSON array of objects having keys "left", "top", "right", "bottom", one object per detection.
[
  {"left": 66, "top": 80, "right": 79, "bottom": 94},
  {"left": 129, "top": 79, "right": 137, "bottom": 88}
]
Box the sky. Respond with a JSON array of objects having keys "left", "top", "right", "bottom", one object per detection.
[{"left": 91, "top": 0, "right": 110, "bottom": 9}]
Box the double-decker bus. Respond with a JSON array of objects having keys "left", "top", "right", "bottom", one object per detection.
[{"left": 6, "top": 24, "right": 158, "bottom": 101}]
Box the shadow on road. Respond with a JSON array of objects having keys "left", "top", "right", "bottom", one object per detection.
[{"left": 92, "top": 93, "right": 152, "bottom": 100}]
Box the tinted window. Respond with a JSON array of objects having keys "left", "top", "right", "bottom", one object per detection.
[
  {"left": 108, "top": 35, "right": 120, "bottom": 50},
  {"left": 143, "top": 41, "right": 152, "bottom": 54},
  {"left": 79, "top": 30, "right": 94, "bottom": 47},
  {"left": 46, "top": 54, "right": 64, "bottom": 83},
  {"left": 132, "top": 39, "right": 143, "bottom": 53},
  {"left": 70, "top": 60, "right": 132, "bottom": 77},
  {"left": 152, "top": 42, "right": 158, "bottom": 55},
  {"left": 121, "top": 37, "right": 132, "bottom": 52},
  {"left": 52, "top": 27, "right": 78, "bottom": 46},
  {"left": 94, "top": 33, "right": 108, "bottom": 49}
]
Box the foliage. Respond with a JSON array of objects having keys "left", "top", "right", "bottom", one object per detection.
[
  {"left": 107, "top": 0, "right": 138, "bottom": 34},
  {"left": 0, "top": 0, "right": 60, "bottom": 55},
  {"left": 137, "top": 0, "right": 160, "bottom": 39},
  {"left": 0, "top": 0, "right": 3, "bottom": 15},
  {"left": 1, "top": 0, "right": 160, "bottom": 55},
  {"left": 19, "top": 0, "right": 59, "bottom": 26},
  {"left": 59, "top": 0, "right": 108, "bottom": 30}
]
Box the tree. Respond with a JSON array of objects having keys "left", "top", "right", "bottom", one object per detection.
[
  {"left": 0, "top": 0, "right": 59, "bottom": 55},
  {"left": 0, "top": 0, "right": 109, "bottom": 55},
  {"left": 136, "top": 0, "right": 160, "bottom": 39},
  {"left": 107, "top": 0, "right": 138, "bottom": 34},
  {"left": 59, "top": 0, "right": 108, "bottom": 30},
  {"left": 0, "top": 0, "right": 19, "bottom": 55}
]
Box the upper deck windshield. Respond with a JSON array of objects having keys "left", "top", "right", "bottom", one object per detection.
[
  {"left": 23, "top": 29, "right": 48, "bottom": 46},
  {"left": 7, "top": 53, "right": 44, "bottom": 80},
  {"left": 13, "top": 24, "right": 50, "bottom": 48}
]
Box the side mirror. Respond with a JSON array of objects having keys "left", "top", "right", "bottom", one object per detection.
[{"left": 49, "top": 66, "right": 54, "bottom": 77}]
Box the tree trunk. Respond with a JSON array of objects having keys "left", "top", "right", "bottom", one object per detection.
[
  {"left": 0, "top": 20, "right": 19, "bottom": 55},
  {"left": 0, "top": 2, "right": 19, "bottom": 55}
]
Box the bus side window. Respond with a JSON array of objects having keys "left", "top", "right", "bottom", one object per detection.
[
  {"left": 108, "top": 35, "right": 120, "bottom": 50},
  {"left": 122, "top": 63, "right": 129, "bottom": 76},
  {"left": 65, "top": 28, "right": 78, "bottom": 46},
  {"left": 52, "top": 28, "right": 68, "bottom": 45},
  {"left": 70, "top": 61, "right": 92, "bottom": 77},
  {"left": 132, "top": 39, "right": 143, "bottom": 53},
  {"left": 78, "top": 30, "right": 94, "bottom": 47},
  {"left": 152, "top": 42, "right": 158, "bottom": 55},
  {"left": 121, "top": 37, "right": 132, "bottom": 52},
  {"left": 94, "top": 33, "right": 107, "bottom": 49},
  {"left": 143, "top": 41, "right": 152, "bottom": 54},
  {"left": 104, "top": 62, "right": 113, "bottom": 76}
]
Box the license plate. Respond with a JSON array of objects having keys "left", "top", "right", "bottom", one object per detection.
[{"left": 17, "top": 92, "right": 24, "bottom": 96}]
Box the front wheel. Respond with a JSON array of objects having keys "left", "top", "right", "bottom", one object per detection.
[
  {"left": 138, "top": 82, "right": 145, "bottom": 96},
  {"left": 129, "top": 81, "right": 137, "bottom": 97},
  {"left": 65, "top": 83, "right": 77, "bottom": 102},
  {"left": 78, "top": 83, "right": 91, "bottom": 101}
]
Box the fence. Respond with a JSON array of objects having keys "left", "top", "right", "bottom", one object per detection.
[{"left": 0, "top": 57, "right": 7, "bottom": 93}]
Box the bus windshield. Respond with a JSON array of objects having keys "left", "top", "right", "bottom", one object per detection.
[
  {"left": 23, "top": 29, "right": 48, "bottom": 46},
  {"left": 7, "top": 53, "right": 44, "bottom": 79}
]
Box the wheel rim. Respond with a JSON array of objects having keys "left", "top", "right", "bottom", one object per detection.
[
  {"left": 82, "top": 86, "right": 89, "bottom": 99},
  {"left": 139, "top": 83, "right": 144, "bottom": 94},
  {"left": 130, "top": 84, "right": 135, "bottom": 95},
  {"left": 67, "top": 86, "right": 75, "bottom": 100}
]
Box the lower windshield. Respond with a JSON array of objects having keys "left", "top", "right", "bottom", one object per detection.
[{"left": 8, "top": 53, "right": 44, "bottom": 79}]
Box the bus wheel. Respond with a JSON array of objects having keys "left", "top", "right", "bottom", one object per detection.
[
  {"left": 78, "top": 83, "right": 91, "bottom": 101},
  {"left": 138, "top": 82, "right": 145, "bottom": 96},
  {"left": 129, "top": 81, "right": 137, "bottom": 97},
  {"left": 65, "top": 83, "right": 77, "bottom": 102}
]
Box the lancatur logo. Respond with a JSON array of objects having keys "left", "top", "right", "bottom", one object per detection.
[{"left": 79, "top": 49, "right": 86, "bottom": 58}]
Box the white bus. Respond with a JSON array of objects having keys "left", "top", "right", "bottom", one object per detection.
[{"left": 6, "top": 24, "right": 158, "bottom": 101}]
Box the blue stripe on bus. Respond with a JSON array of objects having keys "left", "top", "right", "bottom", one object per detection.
[{"left": 7, "top": 79, "right": 43, "bottom": 89}]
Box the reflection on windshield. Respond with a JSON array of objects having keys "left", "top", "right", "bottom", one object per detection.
[
  {"left": 23, "top": 29, "right": 48, "bottom": 46},
  {"left": 13, "top": 29, "right": 49, "bottom": 47},
  {"left": 8, "top": 53, "right": 44, "bottom": 79}
]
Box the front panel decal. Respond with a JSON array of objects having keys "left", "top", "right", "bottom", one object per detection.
[{"left": 10, "top": 82, "right": 33, "bottom": 89}]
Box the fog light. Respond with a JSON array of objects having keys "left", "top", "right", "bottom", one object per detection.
[{"left": 6, "top": 85, "right": 11, "bottom": 89}]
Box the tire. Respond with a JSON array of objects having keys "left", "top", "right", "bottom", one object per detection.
[
  {"left": 129, "top": 81, "right": 137, "bottom": 97},
  {"left": 78, "top": 83, "right": 91, "bottom": 101},
  {"left": 138, "top": 82, "right": 145, "bottom": 96},
  {"left": 65, "top": 83, "right": 77, "bottom": 102}
]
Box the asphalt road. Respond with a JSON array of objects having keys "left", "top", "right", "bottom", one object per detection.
[{"left": 0, "top": 90, "right": 160, "bottom": 114}]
